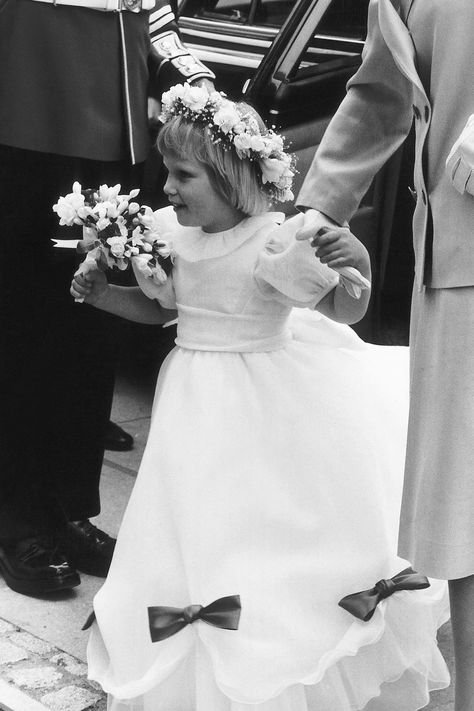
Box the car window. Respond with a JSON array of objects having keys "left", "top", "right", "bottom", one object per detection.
[
  {"left": 177, "top": 0, "right": 369, "bottom": 100},
  {"left": 293, "top": 0, "right": 368, "bottom": 78},
  {"left": 183, "top": 0, "right": 294, "bottom": 28},
  {"left": 253, "top": 1, "right": 295, "bottom": 27},
  {"left": 192, "top": 0, "right": 251, "bottom": 23},
  {"left": 317, "top": 0, "right": 368, "bottom": 40}
]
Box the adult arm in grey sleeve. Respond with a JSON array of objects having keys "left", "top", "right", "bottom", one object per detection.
[{"left": 296, "top": 0, "right": 415, "bottom": 226}]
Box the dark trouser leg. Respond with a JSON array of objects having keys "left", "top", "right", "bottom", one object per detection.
[{"left": 0, "top": 145, "right": 142, "bottom": 540}]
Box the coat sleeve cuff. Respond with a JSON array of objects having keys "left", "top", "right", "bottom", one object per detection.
[{"left": 151, "top": 30, "right": 215, "bottom": 85}]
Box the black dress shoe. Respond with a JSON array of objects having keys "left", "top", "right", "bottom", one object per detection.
[
  {"left": 104, "top": 420, "right": 134, "bottom": 452},
  {"left": 64, "top": 520, "right": 116, "bottom": 577},
  {"left": 0, "top": 536, "right": 80, "bottom": 596}
]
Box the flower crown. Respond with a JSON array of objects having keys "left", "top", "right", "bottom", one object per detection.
[{"left": 159, "top": 83, "right": 296, "bottom": 204}]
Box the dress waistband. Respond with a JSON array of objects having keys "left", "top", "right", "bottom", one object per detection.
[
  {"left": 175, "top": 304, "right": 291, "bottom": 353},
  {"left": 28, "top": 0, "right": 154, "bottom": 12}
]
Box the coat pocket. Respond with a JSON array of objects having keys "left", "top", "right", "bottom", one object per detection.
[{"left": 446, "top": 115, "right": 474, "bottom": 196}]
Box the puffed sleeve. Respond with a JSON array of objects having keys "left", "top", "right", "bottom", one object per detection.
[
  {"left": 132, "top": 259, "right": 177, "bottom": 309},
  {"left": 254, "top": 214, "right": 340, "bottom": 308}
]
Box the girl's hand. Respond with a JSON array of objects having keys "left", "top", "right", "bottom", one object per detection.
[
  {"left": 70, "top": 267, "right": 108, "bottom": 304},
  {"left": 312, "top": 227, "right": 369, "bottom": 274}
]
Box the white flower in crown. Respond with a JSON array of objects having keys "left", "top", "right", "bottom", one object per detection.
[
  {"left": 249, "top": 134, "right": 266, "bottom": 153},
  {"left": 166, "top": 83, "right": 186, "bottom": 103},
  {"left": 260, "top": 157, "right": 291, "bottom": 186},
  {"left": 233, "top": 132, "right": 253, "bottom": 154},
  {"left": 267, "top": 132, "right": 285, "bottom": 153},
  {"left": 213, "top": 104, "right": 241, "bottom": 134},
  {"left": 233, "top": 121, "right": 246, "bottom": 135},
  {"left": 182, "top": 84, "right": 209, "bottom": 112}
]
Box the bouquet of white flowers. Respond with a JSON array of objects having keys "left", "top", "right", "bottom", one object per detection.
[{"left": 53, "top": 182, "right": 173, "bottom": 283}]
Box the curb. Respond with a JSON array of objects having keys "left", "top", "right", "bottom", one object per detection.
[
  {"left": 0, "top": 619, "right": 105, "bottom": 711},
  {"left": 0, "top": 679, "right": 50, "bottom": 711}
]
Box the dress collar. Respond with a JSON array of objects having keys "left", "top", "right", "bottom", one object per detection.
[{"left": 172, "top": 212, "right": 285, "bottom": 262}]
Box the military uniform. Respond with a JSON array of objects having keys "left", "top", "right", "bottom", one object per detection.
[{"left": 0, "top": 0, "right": 213, "bottom": 594}]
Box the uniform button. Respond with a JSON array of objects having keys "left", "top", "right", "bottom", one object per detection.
[
  {"left": 424, "top": 105, "right": 430, "bottom": 122},
  {"left": 123, "top": 0, "right": 141, "bottom": 9},
  {"left": 413, "top": 104, "right": 421, "bottom": 120}
]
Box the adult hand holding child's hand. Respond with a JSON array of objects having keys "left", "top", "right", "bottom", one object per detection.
[
  {"left": 312, "top": 226, "right": 368, "bottom": 273},
  {"left": 296, "top": 209, "right": 370, "bottom": 298}
]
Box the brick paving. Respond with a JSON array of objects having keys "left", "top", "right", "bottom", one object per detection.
[{"left": 0, "top": 618, "right": 105, "bottom": 711}]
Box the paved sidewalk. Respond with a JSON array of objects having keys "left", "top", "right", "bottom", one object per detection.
[
  {"left": 0, "top": 353, "right": 455, "bottom": 711},
  {"left": 0, "top": 365, "right": 153, "bottom": 711}
]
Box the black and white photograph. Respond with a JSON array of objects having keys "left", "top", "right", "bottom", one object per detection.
[{"left": 0, "top": 1, "right": 470, "bottom": 710}]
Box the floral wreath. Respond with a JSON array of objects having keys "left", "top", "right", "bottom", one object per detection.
[{"left": 159, "top": 83, "right": 296, "bottom": 204}]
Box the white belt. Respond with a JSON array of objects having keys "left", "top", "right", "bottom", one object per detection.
[{"left": 29, "top": 0, "right": 155, "bottom": 12}]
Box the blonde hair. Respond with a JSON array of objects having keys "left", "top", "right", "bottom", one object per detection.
[{"left": 156, "top": 104, "right": 271, "bottom": 216}]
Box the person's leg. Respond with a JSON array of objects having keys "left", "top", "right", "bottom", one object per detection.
[
  {"left": 0, "top": 144, "right": 82, "bottom": 594},
  {"left": 449, "top": 575, "right": 474, "bottom": 711},
  {"left": 0, "top": 145, "right": 71, "bottom": 536},
  {"left": 38, "top": 156, "right": 143, "bottom": 575},
  {"left": 47, "top": 156, "right": 143, "bottom": 519},
  {"left": 0, "top": 146, "right": 142, "bottom": 593}
]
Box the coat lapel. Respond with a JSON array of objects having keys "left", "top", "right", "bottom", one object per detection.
[{"left": 377, "top": 0, "right": 427, "bottom": 101}]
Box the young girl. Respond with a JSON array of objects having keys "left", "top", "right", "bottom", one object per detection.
[{"left": 72, "top": 84, "right": 449, "bottom": 711}]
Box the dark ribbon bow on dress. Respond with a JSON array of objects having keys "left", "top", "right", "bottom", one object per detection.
[
  {"left": 338, "top": 567, "right": 430, "bottom": 621},
  {"left": 148, "top": 594, "right": 241, "bottom": 642}
]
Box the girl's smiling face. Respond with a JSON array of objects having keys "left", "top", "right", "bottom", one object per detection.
[{"left": 163, "top": 151, "right": 245, "bottom": 233}]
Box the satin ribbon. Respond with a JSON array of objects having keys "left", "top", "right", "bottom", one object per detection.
[
  {"left": 148, "top": 594, "right": 241, "bottom": 642},
  {"left": 338, "top": 567, "right": 430, "bottom": 621}
]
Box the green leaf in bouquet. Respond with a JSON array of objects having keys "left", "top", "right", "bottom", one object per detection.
[
  {"left": 99, "top": 222, "right": 123, "bottom": 242},
  {"left": 97, "top": 248, "right": 111, "bottom": 272},
  {"left": 157, "top": 253, "right": 173, "bottom": 276}
]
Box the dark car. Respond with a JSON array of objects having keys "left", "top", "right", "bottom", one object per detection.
[{"left": 174, "top": 0, "right": 414, "bottom": 342}]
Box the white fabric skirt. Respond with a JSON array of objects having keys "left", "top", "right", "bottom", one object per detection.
[{"left": 87, "top": 310, "right": 450, "bottom": 710}]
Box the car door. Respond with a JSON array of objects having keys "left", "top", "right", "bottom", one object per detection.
[
  {"left": 177, "top": 0, "right": 290, "bottom": 97},
  {"left": 243, "top": 0, "right": 408, "bottom": 341}
]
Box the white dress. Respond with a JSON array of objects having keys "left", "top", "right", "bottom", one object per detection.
[{"left": 87, "top": 209, "right": 450, "bottom": 711}]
